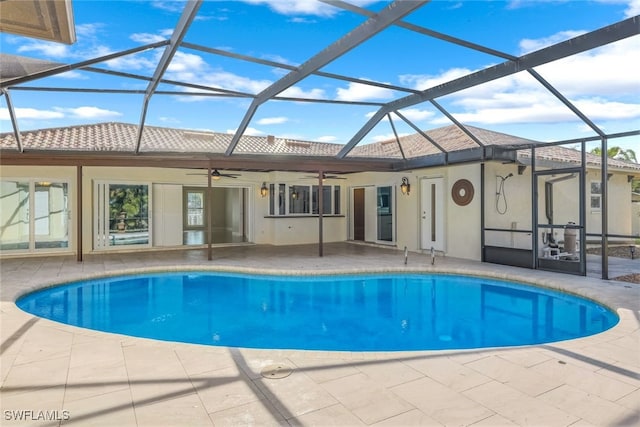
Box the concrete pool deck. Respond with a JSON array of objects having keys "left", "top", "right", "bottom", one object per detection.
[{"left": 1, "top": 243, "right": 639, "bottom": 426}]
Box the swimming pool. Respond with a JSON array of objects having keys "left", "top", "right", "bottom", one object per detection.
[{"left": 17, "top": 272, "right": 618, "bottom": 351}]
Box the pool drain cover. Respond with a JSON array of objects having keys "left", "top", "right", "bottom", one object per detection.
[{"left": 260, "top": 364, "right": 293, "bottom": 379}]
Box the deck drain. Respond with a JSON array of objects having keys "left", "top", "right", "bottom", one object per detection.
[{"left": 260, "top": 364, "right": 293, "bottom": 379}]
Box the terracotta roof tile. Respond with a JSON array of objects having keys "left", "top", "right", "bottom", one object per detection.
[{"left": 1, "top": 122, "right": 638, "bottom": 172}]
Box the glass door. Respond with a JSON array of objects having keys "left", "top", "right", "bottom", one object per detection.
[
  {"left": 0, "top": 180, "right": 69, "bottom": 252},
  {"left": 377, "top": 186, "right": 394, "bottom": 242},
  {"left": 183, "top": 188, "right": 207, "bottom": 245}
]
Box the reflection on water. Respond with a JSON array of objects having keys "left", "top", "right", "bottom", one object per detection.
[{"left": 17, "top": 273, "right": 618, "bottom": 351}]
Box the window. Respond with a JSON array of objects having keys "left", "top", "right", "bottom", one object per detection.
[
  {"left": 185, "top": 190, "right": 205, "bottom": 227},
  {"left": 95, "top": 182, "right": 150, "bottom": 249},
  {"left": 590, "top": 181, "right": 601, "bottom": 211},
  {"left": 267, "top": 183, "right": 341, "bottom": 216},
  {"left": 289, "top": 185, "right": 311, "bottom": 214},
  {"left": 0, "top": 180, "right": 69, "bottom": 252},
  {"left": 377, "top": 186, "right": 393, "bottom": 242}
]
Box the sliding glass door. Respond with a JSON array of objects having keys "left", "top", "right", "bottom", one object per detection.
[{"left": 0, "top": 180, "right": 69, "bottom": 252}]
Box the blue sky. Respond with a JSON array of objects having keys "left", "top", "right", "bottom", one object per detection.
[{"left": 1, "top": 0, "right": 638, "bottom": 153}]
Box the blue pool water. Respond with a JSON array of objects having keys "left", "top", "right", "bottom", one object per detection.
[{"left": 17, "top": 272, "right": 618, "bottom": 351}]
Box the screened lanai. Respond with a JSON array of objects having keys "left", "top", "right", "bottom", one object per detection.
[{"left": 1, "top": 0, "right": 639, "bottom": 280}]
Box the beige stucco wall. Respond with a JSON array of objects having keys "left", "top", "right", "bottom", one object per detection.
[
  {"left": 585, "top": 170, "right": 633, "bottom": 237},
  {"left": 1, "top": 163, "right": 635, "bottom": 261}
]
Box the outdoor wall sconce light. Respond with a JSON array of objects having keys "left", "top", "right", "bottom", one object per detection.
[
  {"left": 400, "top": 177, "right": 411, "bottom": 195},
  {"left": 291, "top": 190, "right": 299, "bottom": 200},
  {"left": 260, "top": 182, "right": 268, "bottom": 198}
]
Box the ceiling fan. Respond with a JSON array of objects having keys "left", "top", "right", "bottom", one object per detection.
[
  {"left": 187, "top": 169, "right": 241, "bottom": 180},
  {"left": 303, "top": 173, "right": 347, "bottom": 181}
]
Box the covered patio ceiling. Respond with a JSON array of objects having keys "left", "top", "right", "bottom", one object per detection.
[{"left": 0, "top": 0, "right": 638, "bottom": 174}]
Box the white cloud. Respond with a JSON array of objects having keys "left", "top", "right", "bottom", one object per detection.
[
  {"left": 130, "top": 32, "right": 167, "bottom": 44},
  {"left": 56, "top": 71, "right": 88, "bottom": 80},
  {"left": 419, "top": 36, "right": 640, "bottom": 127},
  {"left": 395, "top": 108, "right": 435, "bottom": 122},
  {"left": 226, "top": 127, "right": 264, "bottom": 136},
  {"left": 535, "top": 36, "right": 640, "bottom": 97},
  {"left": 0, "top": 107, "right": 64, "bottom": 120},
  {"left": 289, "top": 17, "right": 317, "bottom": 24},
  {"left": 623, "top": 0, "right": 640, "bottom": 16},
  {"left": 317, "top": 135, "right": 338, "bottom": 143},
  {"left": 158, "top": 116, "right": 181, "bottom": 124},
  {"left": 102, "top": 45, "right": 158, "bottom": 71},
  {"left": 241, "top": 0, "right": 340, "bottom": 17},
  {"left": 519, "top": 31, "right": 586, "bottom": 55},
  {"left": 431, "top": 98, "right": 640, "bottom": 125},
  {"left": 399, "top": 68, "right": 476, "bottom": 91},
  {"left": 335, "top": 81, "right": 395, "bottom": 102},
  {"left": 206, "top": 71, "right": 272, "bottom": 94},
  {"left": 17, "top": 41, "right": 69, "bottom": 58},
  {"left": 280, "top": 86, "right": 326, "bottom": 99},
  {"left": 257, "top": 116, "right": 288, "bottom": 125},
  {"left": 369, "top": 132, "right": 410, "bottom": 143},
  {"left": 54, "top": 106, "right": 122, "bottom": 119},
  {"left": 151, "top": 1, "right": 185, "bottom": 13},
  {"left": 166, "top": 51, "right": 208, "bottom": 74},
  {"left": 242, "top": 0, "right": 379, "bottom": 17},
  {"left": 75, "top": 23, "right": 104, "bottom": 38}
]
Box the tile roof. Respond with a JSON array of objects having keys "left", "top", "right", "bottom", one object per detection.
[
  {"left": 1, "top": 121, "right": 638, "bottom": 172},
  {"left": 0, "top": 122, "right": 343, "bottom": 156},
  {"left": 350, "top": 124, "right": 640, "bottom": 172},
  {"left": 349, "top": 124, "right": 540, "bottom": 158}
]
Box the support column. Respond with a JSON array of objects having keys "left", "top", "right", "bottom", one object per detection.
[
  {"left": 318, "top": 171, "right": 324, "bottom": 257},
  {"left": 601, "top": 138, "right": 608, "bottom": 279},
  {"left": 531, "top": 147, "right": 537, "bottom": 269},
  {"left": 76, "top": 165, "right": 83, "bottom": 262},
  {"left": 207, "top": 164, "right": 213, "bottom": 261}
]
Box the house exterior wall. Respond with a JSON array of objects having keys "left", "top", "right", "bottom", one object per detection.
[
  {"left": 0, "top": 163, "right": 635, "bottom": 260},
  {"left": 483, "top": 163, "right": 532, "bottom": 250},
  {"left": 482, "top": 163, "right": 635, "bottom": 249},
  {"left": 585, "top": 170, "right": 633, "bottom": 237}
]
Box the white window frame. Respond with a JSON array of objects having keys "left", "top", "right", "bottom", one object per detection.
[
  {"left": 93, "top": 180, "right": 153, "bottom": 250},
  {"left": 267, "top": 183, "right": 341, "bottom": 216},
  {"left": 590, "top": 180, "right": 601, "bottom": 213}
]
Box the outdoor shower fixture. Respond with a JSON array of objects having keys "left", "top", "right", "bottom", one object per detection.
[{"left": 496, "top": 173, "right": 513, "bottom": 215}]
